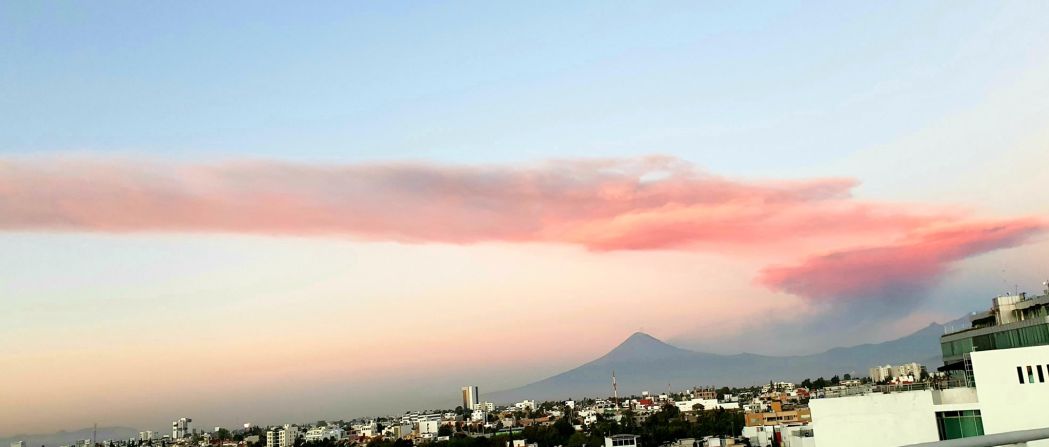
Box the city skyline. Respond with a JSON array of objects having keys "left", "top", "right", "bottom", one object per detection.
[{"left": 4, "top": 0, "right": 1049, "bottom": 437}]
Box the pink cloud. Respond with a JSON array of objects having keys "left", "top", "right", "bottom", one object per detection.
[
  {"left": 0, "top": 156, "right": 947, "bottom": 248},
  {"left": 758, "top": 220, "right": 1045, "bottom": 302},
  {"left": 1, "top": 155, "right": 1043, "bottom": 306}
]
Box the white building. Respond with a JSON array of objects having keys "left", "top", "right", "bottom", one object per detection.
[
  {"left": 12, "top": 441, "right": 26, "bottom": 447},
  {"left": 265, "top": 425, "right": 298, "bottom": 447},
  {"left": 868, "top": 365, "right": 892, "bottom": 382},
  {"left": 418, "top": 420, "right": 442, "bottom": 436},
  {"left": 304, "top": 427, "right": 343, "bottom": 442},
  {"left": 383, "top": 423, "right": 413, "bottom": 439},
  {"left": 355, "top": 421, "right": 379, "bottom": 438},
  {"left": 604, "top": 434, "right": 639, "bottom": 447},
  {"left": 892, "top": 362, "right": 923, "bottom": 379},
  {"left": 139, "top": 431, "right": 155, "bottom": 441},
  {"left": 812, "top": 291, "right": 1049, "bottom": 446},
  {"left": 172, "top": 418, "right": 193, "bottom": 440},
  {"left": 514, "top": 400, "right": 536, "bottom": 411}
]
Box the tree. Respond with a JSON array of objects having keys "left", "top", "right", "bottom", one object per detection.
[
  {"left": 843, "top": 373, "right": 852, "bottom": 381},
  {"left": 830, "top": 375, "right": 840, "bottom": 385},
  {"left": 438, "top": 425, "right": 454, "bottom": 437},
  {"left": 216, "top": 428, "right": 232, "bottom": 442},
  {"left": 801, "top": 378, "right": 812, "bottom": 388}
]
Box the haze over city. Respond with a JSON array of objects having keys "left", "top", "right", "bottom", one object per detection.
[{"left": 3, "top": 1, "right": 1049, "bottom": 440}]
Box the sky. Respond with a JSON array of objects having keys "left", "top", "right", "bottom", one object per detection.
[{"left": 3, "top": 0, "right": 1049, "bottom": 437}]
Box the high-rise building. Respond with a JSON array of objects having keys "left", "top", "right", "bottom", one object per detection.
[
  {"left": 868, "top": 365, "right": 892, "bottom": 382},
  {"left": 266, "top": 425, "right": 298, "bottom": 447},
  {"left": 461, "top": 386, "right": 478, "bottom": 411},
  {"left": 139, "top": 432, "right": 155, "bottom": 441},
  {"left": 172, "top": 418, "right": 192, "bottom": 440},
  {"left": 11, "top": 441, "right": 26, "bottom": 447}
]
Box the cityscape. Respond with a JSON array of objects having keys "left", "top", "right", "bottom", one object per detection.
[{"left": 3, "top": 2, "right": 1049, "bottom": 447}]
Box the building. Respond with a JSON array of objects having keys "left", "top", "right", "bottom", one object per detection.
[
  {"left": 514, "top": 400, "right": 536, "bottom": 411},
  {"left": 868, "top": 365, "right": 892, "bottom": 382},
  {"left": 172, "top": 418, "right": 192, "bottom": 440},
  {"left": 810, "top": 289, "right": 1049, "bottom": 446},
  {"left": 940, "top": 291, "right": 1049, "bottom": 364},
  {"left": 11, "top": 441, "right": 26, "bottom": 447},
  {"left": 869, "top": 363, "right": 924, "bottom": 383},
  {"left": 303, "top": 427, "right": 343, "bottom": 442},
  {"left": 745, "top": 403, "right": 812, "bottom": 427},
  {"left": 266, "top": 425, "right": 298, "bottom": 447},
  {"left": 892, "top": 362, "right": 923, "bottom": 379},
  {"left": 462, "top": 386, "right": 479, "bottom": 411},
  {"left": 604, "top": 435, "right": 639, "bottom": 447},
  {"left": 139, "top": 432, "right": 155, "bottom": 441},
  {"left": 418, "top": 420, "right": 442, "bottom": 436},
  {"left": 693, "top": 387, "right": 717, "bottom": 400}
]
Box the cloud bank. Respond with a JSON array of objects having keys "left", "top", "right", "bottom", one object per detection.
[{"left": 1, "top": 155, "right": 1042, "bottom": 305}]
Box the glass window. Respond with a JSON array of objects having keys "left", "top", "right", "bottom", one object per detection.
[
  {"left": 1028, "top": 365, "right": 1035, "bottom": 384},
  {"left": 1039, "top": 365, "right": 1045, "bottom": 383},
  {"left": 1018, "top": 366, "right": 1026, "bottom": 384},
  {"left": 936, "top": 410, "right": 984, "bottom": 441}
]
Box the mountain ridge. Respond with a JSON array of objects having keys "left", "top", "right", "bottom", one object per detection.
[{"left": 488, "top": 322, "right": 948, "bottom": 403}]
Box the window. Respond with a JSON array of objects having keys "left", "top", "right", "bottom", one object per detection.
[
  {"left": 1039, "top": 365, "right": 1045, "bottom": 383},
  {"left": 1018, "top": 366, "right": 1026, "bottom": 384},
  {"left": 936, "top": 410, "right": 984, "bottom": 440},
  {"left": 1029, "top": 365, "right": 1036, "bottom": 384}
]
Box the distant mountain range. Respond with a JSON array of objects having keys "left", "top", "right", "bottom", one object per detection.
[
  {"left": 0, "top": 427, "right": 141, "bottom": 447},
  {"left": 488, "top": 323, "right": 948, "bottom": 403}
]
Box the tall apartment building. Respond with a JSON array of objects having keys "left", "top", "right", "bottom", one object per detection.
[
  {"left": 868, "top": 363, "right": 923, "bottom": 382},
  {"left": 172, "top": 418, "right": 192, "bottom": 440},
  {"left": 891, "top": 362, "right": 923, "bottom": 379},
  {"left": 138, "top": 431, "right": 155, "bottom": 441},
  {"left": 11, "top": 441, "right": 26, "bottom": 447},
  {"left": 868, "top": 365, "right": 892, "bottom": 382},
  {"left": 811, "top": 289, "right": 1049, "bottom": 446},
  {"left": 461, "top": 386, "right": 478, "bottom": 411},
  {"left": 266, "top": 425, "right": 298, "bottom": 447}
]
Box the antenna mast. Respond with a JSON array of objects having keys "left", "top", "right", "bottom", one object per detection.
[{"left": 612, "top": 370, "right": 619, "bottom": 410}]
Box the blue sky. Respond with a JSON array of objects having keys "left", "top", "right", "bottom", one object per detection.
[{"left": 4, "top": 1, "right": 1046, "bottom": 173}]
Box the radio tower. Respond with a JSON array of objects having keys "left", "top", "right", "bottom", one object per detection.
[{"left": 611, "top": 370, "right": 619, "bottom": 410}]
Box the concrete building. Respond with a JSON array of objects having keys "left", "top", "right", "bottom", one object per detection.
[
  {"left": 138, "top": 432, "right": 155, "bottom": 441},
  {"left": 462, "top": 386, "right": 479, "bottom": 411},
  {"left": 868, "top": 365, "right": 892, "bottom": 382},
  {"left": 303, "top": 427, "right": 343, "bottom": 442},
  {"left": 265, "top": 425, "right": 298, "bottom": 447},
  {"left": 11, "top": 441, "right": 26, "bottom": 447},
  {"left": 745, "top": 403, "right": 812, "bottom": 427},
  {"left": 811, "top": 290, "right": 1049, "bottom": 446},
  {"left": 172, "top": 418, "right": 192, "bottom": 440},
  {"left": 604, "top": 434, "right": 639, "bottom": 447},
  {"left": 418, "top": 420, "right": 441, "bottom": 436},
  {"left": 514, "top": 400, "right": 536, "bottom": 411},
  {"left": 892, "top": 362, "right": 923, "bottom": 379}
]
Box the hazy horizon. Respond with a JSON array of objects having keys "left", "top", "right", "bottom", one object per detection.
[{"left": 3, "top": 0, "right": 1049, "bottom": 437}]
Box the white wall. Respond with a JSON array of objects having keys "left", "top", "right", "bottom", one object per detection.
[
  {"left": 810, "top": 390, "right": 940, "bottom": 447},
  {"left": 970, "top": 344, "right": 1049, "bottom": 447}
]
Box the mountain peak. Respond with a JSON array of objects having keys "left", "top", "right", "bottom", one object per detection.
[
  {"left": 599, "top": 331, "right": 692, "bottom": 362},
  {"left": 626, "top": 331, "right": 660, "bottom": 342}
]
